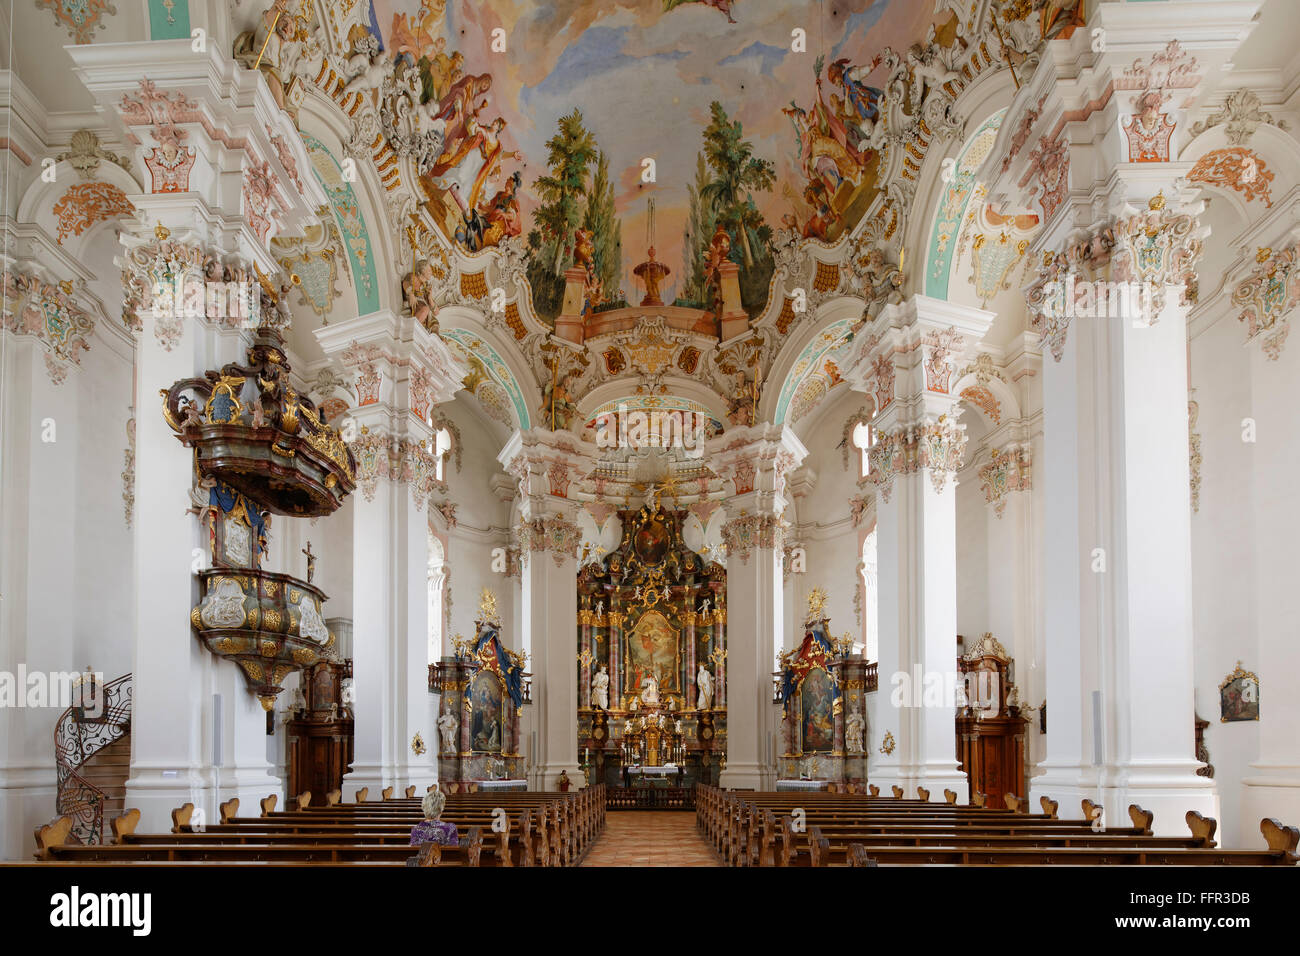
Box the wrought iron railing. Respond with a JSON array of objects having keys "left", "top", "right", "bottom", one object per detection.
[{"left": 53, "top": 672, "right": 132, "bottom": 845}]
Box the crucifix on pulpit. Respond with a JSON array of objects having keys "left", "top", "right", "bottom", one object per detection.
[{"left": 302, "top": 541, "right": 316, "bottom": 584}]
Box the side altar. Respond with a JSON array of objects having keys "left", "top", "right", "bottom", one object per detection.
[
  {"left": 774, "top": 589, "right": 871, "bottom": 788},
  {"left": 575, "top": 502, "right": 727, "bottom": 791},
  {"left": 429, "top": 589, "right": 528, "bottom": 790}
]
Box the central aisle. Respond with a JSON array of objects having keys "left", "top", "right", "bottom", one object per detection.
[{"left": 583, "top": 811, "right": 721, "bottom": 867}]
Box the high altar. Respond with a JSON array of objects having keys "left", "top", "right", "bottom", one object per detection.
[{"left": 576, "top": 503, "right": 726, "bottom": 789}]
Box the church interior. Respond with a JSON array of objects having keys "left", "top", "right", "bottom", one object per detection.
[{"left": 3, "top": 0, "right": 1300, "bottom": 892}]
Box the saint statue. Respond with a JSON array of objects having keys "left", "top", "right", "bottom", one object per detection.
[
  {"left": 640, "top": 673, "right": 660, "bottom": 706},
  {"left": 590, "top": 665, "right": 609, "bottom": 710},
  {"left": 437, "top": 709, "right": 458, "bottom": 753},
  {"left": 845, "top": 711, "right": 865, "bottom": 754},
  {"left": 696, "top": 665, "right": 713, "bottom": 711}
]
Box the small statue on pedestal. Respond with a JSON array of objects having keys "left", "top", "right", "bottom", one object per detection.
[
  {"left": 845, "top": 711, "right": 865, "bottom": 754},
  {"left": 696, "top": 664, "right": 713, "bottom": 711},
  {"left": 437, "top": 709, "right": 459, "bottom": 754},
  {"left": 590, "top": 664, "right": 609, "bottom": 710}
]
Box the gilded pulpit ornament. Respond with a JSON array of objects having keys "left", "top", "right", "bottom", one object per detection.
[{"left": 171, "top": 312, "right": 353, "bottom": 709}]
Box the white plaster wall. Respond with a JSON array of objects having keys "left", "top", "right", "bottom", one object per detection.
[
  {"left": 1189, "top": 310, "right": 1260, "bottom": 847},
  {"left": 438, "top": 398, "right": 515, "bottom": 653},
  {"left": 955, "top": 465, "right": 990, "bottom": 641}
]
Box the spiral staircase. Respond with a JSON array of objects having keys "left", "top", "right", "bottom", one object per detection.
[{"left": 53, "top": 673, "right": 132, "bottom": 845}]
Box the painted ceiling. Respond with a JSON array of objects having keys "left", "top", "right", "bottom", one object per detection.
[{"left": 365, "top": 0, "right": 939, "bottom": 305}]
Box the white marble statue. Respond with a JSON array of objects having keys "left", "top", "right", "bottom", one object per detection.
[
  {"left": 590, "top": 665, "right": 609, "bottom": 710},
  {"left": 845, "top": 711, "right": 865, "bottom": 754},
  {"left": 696, "top": 665, "right": 713, "bottom": 711},
  {"left": 640, "top": 673, "right": 660, "bottom": 706},
  {"left": 437, "top": 709, "right": 458, "bottom": 753}
]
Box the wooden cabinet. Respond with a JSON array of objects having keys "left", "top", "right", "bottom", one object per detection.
[
  {"left": 285, "top": 660, "right": 353, "bottom": 806},
  {"left": 956, "top": 715, "right": 1027, "bottom": 806},
  {"left": 955, "top": 634, "right": 1028, "bottom": 805}
]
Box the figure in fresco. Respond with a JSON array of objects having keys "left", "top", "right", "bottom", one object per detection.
[
  {"left": 463, "top": 170, "right": 523, "bottom": 251},
  {"left": 401, "top": 258, "right": 439, "bottom": 332},
  {"left": 542, "top": 369, "right": 579, "bottom": 430},
  {"left": 663, "top": 0, "right": 738, "bottom": 24}
]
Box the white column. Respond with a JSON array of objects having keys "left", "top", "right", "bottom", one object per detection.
[
  {"left": 319, "top": 312, "right": 464, "bottom": 797},
  {"left": 0, "top": 333, "right": 79, "bottom": 857},
  {"left": 499, "top": 429, "right": 593, "bottom": 790},
  {"left": 841, "top": 295, "right": 993, "bottom": 799},
  {"left": 711, "top": 424, "right": 807, "bottom": 790},
  {"left": 1016, "top": 196, "right": 1220, "bottom": 832},
  {"left": 979, "top": 1, "right": 1259, "bottom": 833},
  {"left": 68, "top": 36, "right": 327, "bottom": 831}
]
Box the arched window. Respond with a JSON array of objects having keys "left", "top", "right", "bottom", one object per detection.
[
  {"left": 429, "top": 534, "right": 446, "bottom": 662},
  {"left": 434, "top": 427, "right": 452, "bottom": 481},
  {"left": 861, "top": 530, "right": 878, "bottom": 662},
  {"left": 852, "top": 421, "right": 875, "bottom": 478}
]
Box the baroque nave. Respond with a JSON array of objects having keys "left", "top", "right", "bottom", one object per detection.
[{"left": 1, "top": 0, "right": 1298, "bottom": 908}]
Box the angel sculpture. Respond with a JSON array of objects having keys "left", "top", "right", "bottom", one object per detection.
[
  {"left": 340, "top": 34, "right": 394, "bottom": 100},
  {"left": 180, "top": 398, "right": 204, "bottom": 430}
]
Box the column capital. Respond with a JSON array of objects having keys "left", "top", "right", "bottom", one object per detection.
[
  {"left": 497, "top": 427, "right": 598, "bottom": 506},
  {"left": 707, "top": 422, "right": 808, "bottom": 509},
  {"left": 68, "top": 40, "right": 326, "bottom": 268},
  {"left": 316, "top": 310, "right": 468, "bottom": 431},
  {"left": 841, "top": 294, "right": 992, "bottom": 432},
  {"left": 981, "top": 2, "right": 1259, "bottom": 235},
  {"left": 1024, "top": 192, "right": 1208, "bottom": 361},
  {"left": 317, "top": 311, "right": 467, "bottom": 508}
]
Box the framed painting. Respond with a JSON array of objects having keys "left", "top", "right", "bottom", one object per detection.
[
  {"left": 798, "top": 666, "right": 835, "bottom": 753},
  {"left": 469, "top": 669, "right": 505, "bottom": 753},
  {"left": 624, "top": 609, "right": 680, "bottom": 697},
  {"left": 1219, "top": 661, "right": 1259, "bottom": 723}
]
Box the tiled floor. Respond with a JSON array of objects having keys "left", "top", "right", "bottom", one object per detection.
[{"left": 582, "top": 811, "right": 721, "bottom": 867}]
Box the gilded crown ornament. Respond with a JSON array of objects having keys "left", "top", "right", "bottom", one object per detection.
[
  {"left": 806, "top": 586, "right": 829, "bottom": 624},
  {"left": 478, "top": 587, "right": 501, "bottom": 627}
]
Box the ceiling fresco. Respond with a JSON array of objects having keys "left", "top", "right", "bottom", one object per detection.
[{"left": 346, "top": 0, "right": 975, "bottom": 318}]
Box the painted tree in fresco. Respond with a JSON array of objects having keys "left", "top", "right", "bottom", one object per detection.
[
  {"left": 582, "top": 151, "right": 623, "bottom": 302},
  {"left": 525, "top": 110, "right": 622, "bottom": 320},
  {"left": 680, "top": 151, "right": 716, "bottom": 307},
  {"left": 699, "top": 101, "right": 776, "bottom": 314},
  {"left": 533, "top": 109, "right": 598, "bottom": 276}
]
